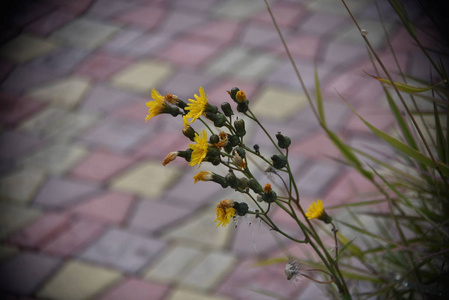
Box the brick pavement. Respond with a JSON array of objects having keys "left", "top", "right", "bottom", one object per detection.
[{"left": 0, "top": 0, "right": 429, "bottom": 299}]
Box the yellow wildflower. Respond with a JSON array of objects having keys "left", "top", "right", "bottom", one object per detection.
[
  {"left": 193, "top": 170, "right": 213, "bottom": 183},
  {"left": 185, "top": 87, "right": 208, "bottom": 123},
  {"left": 146, "top": 89, "right": 167, "bottom": 121},
  {"left": 236, "top": 90, "right": 246, "bottom": 102},
  {"left": 215, "top": 199, "right": 236, "bottom": 227},
  {"left": 305, "top": 199, "right": 332, "bottom": 223},
  {"left": 189, "top": 129, "right": 208, "bottom": 166}
]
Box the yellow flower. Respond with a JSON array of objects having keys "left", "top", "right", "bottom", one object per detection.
[
  {"left": 193, "top": 170, "right": 213, "bottom": 183},
  {"left": 305, "top": 199, "right": 324, "bottom": 220},
  {"left": 146, "top": 89, "right": 167, "bottom": 121},
  {"left": 185, "top": 87, "right": 208, "bottom": 123},
  {"left": 189, "top": 129, "right": 208, "bottom": 166},
  {"left": 305, "top": 199, "right": 332, "bottom": 224},
  {"left": 215, "top": 199, "right": 236, "bottom": 227},
  {"left": 236, "top": 90, "right": 247, "bottom": 102}
]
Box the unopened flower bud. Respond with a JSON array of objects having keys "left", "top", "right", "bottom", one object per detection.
[
  {"left": 238, "top": 177, "right": 248, "bottom": 189},
  {"left": 271, "top": 154, "right": 287, "bottom": 169},
  {"left": 261, "top": 190, "right": 277, "bottom": 203},
  {"left": 221, "top": 102, "right": 234, "bottom": 117},
  {"left": 234, "top": 119, "right": 246, "bottom": 137},
  {"left": 236, "top": 100, "right": 249, "bottom": 113},
  {"left": 235, "top": 90, "right": 246, "bottom": 103},
  {"left": 205, "top": 112, "right": 226, "bottom": 127},
  {"left": 162, "top": 152, "right": 178, "bottom": 166},
  {"left": 248, "top": 178, "right": 263, "bottom": 193},
  {"left": 178, "top": 149, "right": 193, "bottom": 162},
  {"left": 276, "top": 132, "right": 291, "bottom": 149},
  {"left": 183, "top": 125, "right": 196, "bottom": 141},
  {"left": 227, "top": 135, "right": 240, "bottom": 147},
  {"left": 209, "top": 134, "right": 220, "bottom": 144},
  {"left": 229, "top": 87, "right": 240, "bottom": 102},
  {"left": 226, "top": 172, "right": 239, "bottom": 189},
  {"left": 234, "top": 202, "right": 249, "bottom": 216}
]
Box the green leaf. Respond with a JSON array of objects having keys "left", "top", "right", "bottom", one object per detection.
[
  {"left": 342, "top": 98, "right": 449, "bottom": 176},
  {"left": 371, "top": 74, "right": 437, "bottom": 93},
  {"left": 314, "top": 65, "right": 326, "bottom": 127},
  {"left": 337, "top": 233, "right": 364, "bottom": 259}
]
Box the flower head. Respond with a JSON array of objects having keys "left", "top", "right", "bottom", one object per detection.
[
  {"left": 185, "top": 87, "right": 208, "bottom": 123},
  {"left": 215, "top": 199, "right": 236, "bottom": 227},
  {"left": 305, "top": 199, "right": 332, "bottom": 223},
  {"left": 145, "top": 89, "right": 168, "bottom": 121},
  {"left": 236, "top": 90, "right": 247, "bottom": 103},
  {"left": 189, "top": 129, "right": 208, "bottom": 166},
  {"left": 193, "top": 170, "right": 213, "bottom": 183},
  {"left": 162, "top": 152, "right": 178, "bottom": 166}
]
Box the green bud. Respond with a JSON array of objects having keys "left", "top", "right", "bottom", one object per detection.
[
  {"left": 205, "top": 112, "right": 226, "bottom": 127},
  {"left": 236, "top": 100, "right": 249, "bottom": 113},
  {"left": 261, "top": 190, "right": 277, "bottom": 203},
  {"left": 271, "top": 154, "right": 287, "bottom": 169},
  {"left": 276, "top": 132, "right": 291, "bottom": 149},
  {"left": 209, "top": 134, "right": 220, "bottom": 144},
  {"left": 226, "top": 172, "right": 239, "bottom": 189},
  {"left": 238, "top": 177, "right": 248, "bottom": 189},
  {"left": 205, "top": 103, "right": 218, "bottom": 114},
  {"left": 207, "top": 147, "right": 221, "bottom": 158},
  {"left": 234, "top": 202, "right": 249, "bottom": 216},
  {"left": 230, "top": 87, "right": 240, "bottom": 102},
  {"left": 182, "top": 125, "right": 196, "bottom": 141},
  {"left": 221, "top": 102, "right": 234, "bottom": 117},
  {"left": 228, "top": 135, "right": 240, "bottom": 147},
  {"left": 234, "top": 119, "right": 246, "bottom": 137},
  {"left": 233, "top": 147, "right": 245, "bottom": 159},
  {"left": 178, "top": 149, "right": 193, "bottom": 162},
  {"left": 224, "top": 144, "right": 233, "bottom": 153},
  {"left": 247, "top": 178, "right": 263, "bottom": 193},
  {"left": 211, "top": 174, "right": 229, "bottom": 188}
]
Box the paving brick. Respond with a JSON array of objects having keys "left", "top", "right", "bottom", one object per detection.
[
  {"left": 187, "top": 20, "right": 240, "bottom": 44},
  {"left": 0, "top": 169, "right": 45, "bottom": 205},
  {"left": 130, "top": 130, "right": 188, "bottom": 160},
  {"left": 171, "top": 0, "right": 219, "bottom": 12},
  {"left": 26, "top": 10, "right": 77, "bottom": 36},
  {"left": 213, "top": 0, "right": 266, "bottom": 20},
  {"left": 20, "top": 143, "right": 87, "bottom": 175},
  {"left": 86, "top": 0, "right": 139, "bottom": 19},
  {"left": 34, "top": 177, "right": 99, "bottom": 208},
  {"left": 0, "top": 34, "right": 57, "bottom": 63},
  {"left": 157, "top": 9, "right": 207, "bottom": 35},
  {"left": 252, "top": 2, "right": 304, "bottom": 28},
  {"left": 70, "top": 191, "right": 134, "bottom": 224},
  {"left": 80, "top": 84, "right": 142, "bottom": 114},
  {"left": 251, "top": 86, "right": 308, "bottom": 121},
  {"left": 70, "top": 151, "right": 134, "bottom": 183},
  {"left": 101, "top": 29, "right": 171, "bottom": 58},
  {"left": 299, "top": 11, "right": 347, "bottom": 36},
  {"left": 180, "top": 250, "right": 236, "bottom": 290},
  {"left": 114, "top": 6, "right": 165, "bottom": 30},
  {"left": 269, "top": 34, "right": 321, "bottom": 60},
  {"left": 239, "top": 22, "right": 283, "bottom": 48},
  {"left": 109, "top": 100, "right": 148, "bottom": 121},
  {"left": 51, "top": 18, "right": 120, "bottom": 50},
  {"left": 0, "top": 65, "right": 59, "bottom": 93},
  {"left": 143, "top": 244, "right": 202, "bottom": 283},
  {"left": 162, "top": 206, "right": 233, "bottom": 249},
  {"left": 96, "top": 278, "right": 169, "bottom": 300},
  {"left": 158, "top": 37, "right": 222, "bottom": 67},
  {"left": 81, "top": 117, "right": 150, "bottom": 153},
  {"left": 129, "top": 199, "right": 192, "bottom": 233},
  {"left": 74, "top": 53, "right": 132, "bottom": 81},
  {"left": 112, "top": 160, "right": 180, "bottom": 198},
  {"left": 168, "top": 288, "right": 231, "bottom": 300},
  {"left": 6, "top": 2, "right": 54, "bottom": 29},
  {"left": 0, "top": 203, "right": 41, "bottom": 240},
  {"left": 41, "top": 217, "right": 104, "bottom": 257},
  {"left": 111, "top": 60, "right": 172, "bottom": 93},
  {"left": 20, "top": 107, "right": 98, "bottom": 141},
  {"left": 295, "top": 160, "right": 342, "bottom": 198},
  {"left": 334, "top": 20, "right": 396, "bottom": 49},
  {"left": 0, "top": 93, "right": 47, "bottom": 128},
  {"left": 306, "top": 0, "right": 368, "bottom": 15},
  {"left": 161, "top": 70, "right": 216, "bottom": 101},
  {"left": 0, "top": 252, "right": 60, "bottom": 296},
  {"left": 289, "top": 132, "right": 342, "bottom": 160},
  {"left": 346, "top": 106, "right": 394, "bottom": 133},
  {"left": 44, "top": 0, "right": 94, "bottom": 14},
  {"left": 26, "top": 47, "right": 89, "bottom": 76},
  {"left": 26, "top": 76, "right": 91, "bottom": 109},
  {"left": 80, "top": 228, "right": 166, "bottom": 273},
  {"left": 38, "top": 260, "right": 122, "bottom": 300},
  {"left": 0, "top": 131, "right": 42, "bottom": 159},
  {"left": 217, "top": 259, "right": 301, "bottom": 299},
  {"left": 8, "top": 212, "right": 70, "bottom": 249}
]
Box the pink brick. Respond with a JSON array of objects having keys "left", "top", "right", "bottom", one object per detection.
[
  {"left": 324, "top": 170, "right": 377, "bottom": 205},
  {"left": 70, "top": 191, "right": 134, "bottom": 224},
  {"left": 26, "top": 10, "right": 76, "bottom": 36},
  {"left": 97, "top": 278, "right": 168, "bottom": 300},
  {"left": 346, "top": 106, "right": 394, "bottom": 133},
  {"left": 109, "top": 100, "right": 148, "bottom": 121},
  {"left": 42, "top": 217, "right": 105, "bottom": 257},
  {"left": 8, "top": 212, "right": 70, "bottom": 249},
  {"left": 114, "top": 6, "right": 165, "bottom": 30},
  {"left": 187, "top": 20, "right": 240, "bottom": 44},
  {"left": 70, "top": 151, "right": 134, "bottom": 182},
  {"left": 289, "top": 133, "right": 342, "bottom": 159},
  {"left": 270, "top": 34, "right": 321, "bottom": 60},
  {"left": 252, "top": 2, "right": 304, "bottom": 28},
  {"left": 131, "top": 131, "right": 189, "bottom": 160},
  {"left": 159, "top": 37, "right": 222, "bottom": 67},
  {"left": 75, "top": 53, "right": 133, "bottom": 81},
  {"left": 0, "top": 93, "right": 46, "bottom": 128}
]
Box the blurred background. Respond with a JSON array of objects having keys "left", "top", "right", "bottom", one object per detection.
[{"left": 0, "top": 0, "right": 441, "bottom": 299}]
